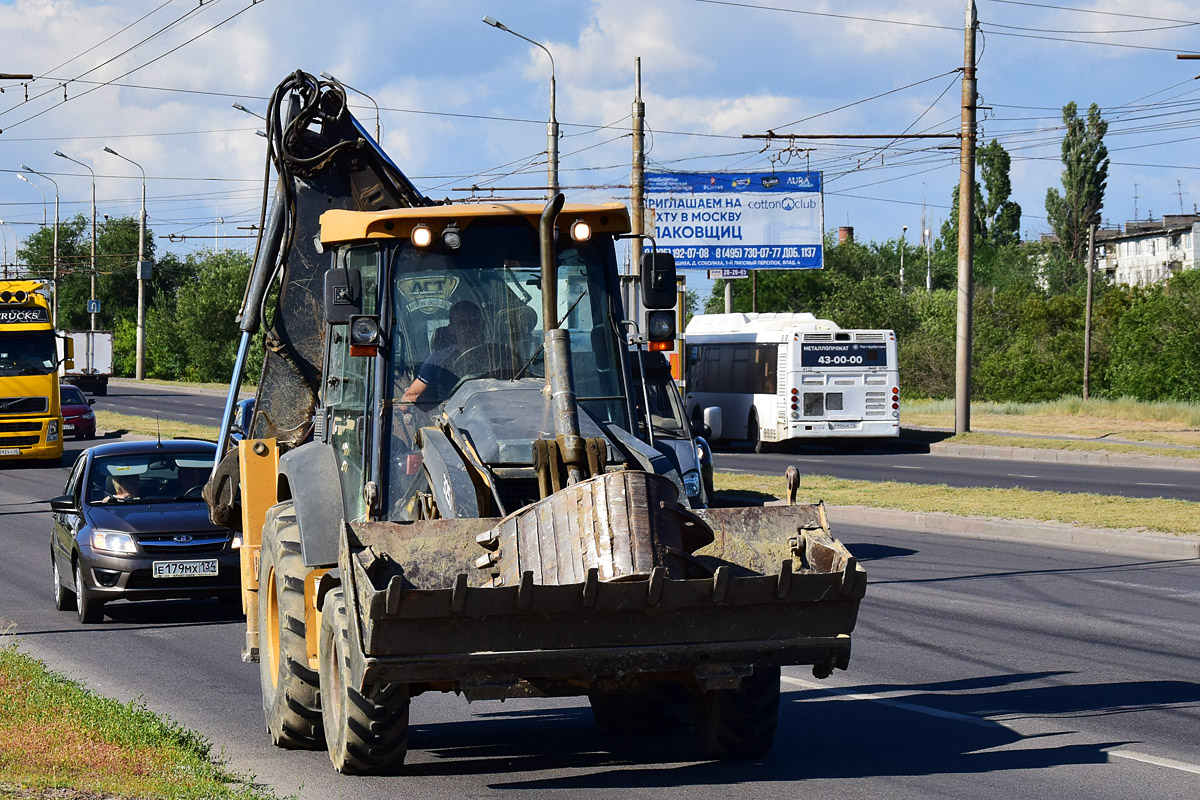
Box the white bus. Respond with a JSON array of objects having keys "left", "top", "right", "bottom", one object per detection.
[{"left": 683, "top": 312, "right": 899, "bottom": 449}]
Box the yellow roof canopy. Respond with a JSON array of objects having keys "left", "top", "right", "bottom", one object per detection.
[{"left": 319, "top": 202, "right": 631, "bottom": 245}]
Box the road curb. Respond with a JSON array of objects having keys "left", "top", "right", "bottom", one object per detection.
[
  {"left": 928, "top": 441, "right": 1200, "bottom": 472},
  {"left": 825, "top": 504, "right": 1200, "bottom": 560}
]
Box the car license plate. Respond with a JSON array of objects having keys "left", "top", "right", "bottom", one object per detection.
[
  {"left": 829, "top": 421, "right": 858, "bottom": 430},
  {"left": 64, "top": 424, "right": 75, "bottom": 431},
  {"left": 0, "top": 448, "right": 20, "bottom": 456},
  {"left": 152, "top": 559, "right": 219, "bottom": 578}
]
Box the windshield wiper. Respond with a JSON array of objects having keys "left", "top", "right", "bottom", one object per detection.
[{"left": 512, "top": 288, "right": 590, "bottom": 382}]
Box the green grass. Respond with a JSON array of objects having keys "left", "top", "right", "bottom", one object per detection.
[
  {"left": 714, "top": 471, "right": 1200, "bottom": 536},
  {"left": 0, "top": 640, "right": 277, "bottom": 799},
  {"left": 95, "top": 410, "right": 218, "bottom": 443}
]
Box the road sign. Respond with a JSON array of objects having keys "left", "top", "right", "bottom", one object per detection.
[
  {"left": 708, "top": 268, "right": 749, "bottom": 279},
  {"left": 87, "top": 299, "right": 100, "bottom": 314}
]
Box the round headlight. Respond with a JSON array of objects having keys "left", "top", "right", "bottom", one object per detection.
[
  {"left": 351, "top": 316, "right": 381, "bottom": 345},
  {"left": 648, "top": 311, "right": 674, "bottom": 340}
]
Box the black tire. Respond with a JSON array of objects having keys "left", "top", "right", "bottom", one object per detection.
[
  {"left": 258, "top": 501, "right": 325, "bottom": 749},
  {"left": 75, "top": 561, "right": 104, "bottom": 624},
  {"left": 748, "top": 412, "right": 769, "bottom": 454},
  {"left": 693, "top": 665, "right": 781, "bottom": 759},
  {"left": 52, "top": 553, "right": 75, "bottom": 611},
  {"left": 589, "top": 684, "right": 689, "bottom": 735},
  {"left": 320, "top": 587, "right": 410, "bottom": 774}
]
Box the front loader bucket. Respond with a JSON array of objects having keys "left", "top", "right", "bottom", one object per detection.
[{"left": 338, "top": 471, "right": 865, "bottom": 695}]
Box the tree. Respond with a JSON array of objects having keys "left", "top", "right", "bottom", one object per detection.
[
  {"left": 939, "top": 139, "right": 1021, "bottom": 249},
  {"left": 1045, "top": 101, "right": 1109, "bottom": 263}
]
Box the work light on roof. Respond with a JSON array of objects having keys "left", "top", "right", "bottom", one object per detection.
[
  {"left": 442, "top": 222, "right": 462, "bottom": 250},
  {"left": 570, "top": 218, "right": 592, "bottom": 242},
  {"left": 411, "top": 223, "right": 433, "bottom": 248}
]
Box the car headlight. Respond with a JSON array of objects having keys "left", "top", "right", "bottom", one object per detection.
[
  {"left": 682, "top": 470, "right": 701, "bottom": 498},
  {"left": 47, "top": 419, "right": 59, "bottom": 442},
  {"left": 82, "top": 411, "right": 95, "bottom": 420},
  {"left": 91, "top": 530, "right": 137, "bottom": 555}
]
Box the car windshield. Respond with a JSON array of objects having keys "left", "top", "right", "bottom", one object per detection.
[
  {"left": 0, "top": 333, "right": 56, "bottom": 375},
  {"left": 60, "top": 386, "right": 87, "bottom": 405},
  {"left": 87, "top": 452, "right": 215, "bottom": 504},
  {"left": 631, "top": 353, "right": 689, "bottom": 438}
]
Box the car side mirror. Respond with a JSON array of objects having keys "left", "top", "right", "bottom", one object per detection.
[
  {"left": 88, "top": 399, "right": 95, "bottom": 406},
  {"left": 702, "top": 406, "right": 723, "bottom": 441},
  {"left": 693, "top": 421, "right": 712, "bottom": 439},
  {"left": 49, "top": 495, "right": 77, "bottom": 512}
]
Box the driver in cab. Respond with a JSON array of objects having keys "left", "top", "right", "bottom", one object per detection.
[{"left": 401, "top": 300, "right": 485, "bottom": 404}]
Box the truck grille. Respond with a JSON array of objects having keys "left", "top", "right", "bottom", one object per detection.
[
  {"left": 0, "top": 422, "right": 41, "bottom": 433},
  {"left": 0, "top": 434, "right": 40, "bottom": 446},
  {"left": 0, "top": 397, "right": 48, "bottom": 415}
]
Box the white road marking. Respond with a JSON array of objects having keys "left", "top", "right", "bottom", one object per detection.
[
  {"left": 1091, "top": 578, "right": 1200, "bottom": 601},
  {"left": 1007, "top": 473, "right": 1039, "bottom": 478},
  {"left": 892, "top": 465, "right": 923, "bottom": 470},
  {"left": 1108, "top": 749, "right": 1200, "bottom": 775},
  {"left": 1136, "top": 482, "right": 1179, "bottom": 488},
  {"left": 781, "top": 675, "right": 996, "bottom": 728}
]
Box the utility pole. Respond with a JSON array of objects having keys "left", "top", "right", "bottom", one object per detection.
[
  {"left": 629, "top": 57, "right": 646, "bottom": 325},
  {"left": 1083, "top": 221, "right": 1097, "bottom": 400},
  {"left": 955, "top": 0, "right": 978, "bottom": 436},
  {"left": 900, "top": 225, "right": 907, "bottom": 293}
]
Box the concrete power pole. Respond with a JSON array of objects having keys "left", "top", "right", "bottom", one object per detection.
[
  {"left": 955, "top": 0, "right": 978, "bottom": 435},
  {"left": 629, "top": 58, "right": 645, "bottom": 323},
  {"left": 1083, "top": 222, "right": 1097, "bottom": 400}
]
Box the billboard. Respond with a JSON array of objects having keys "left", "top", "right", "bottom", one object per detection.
[{"left": 644, "top": 171, "right": 823, "bottom": 270}]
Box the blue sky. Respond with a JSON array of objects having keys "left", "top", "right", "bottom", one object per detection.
[{"left": 2, "top": 0, "right": 1199, "bottom": 302}]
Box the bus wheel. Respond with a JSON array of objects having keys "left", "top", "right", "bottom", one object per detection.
[{"left": 748, "top": 412, "right": 771, "bottom": 454}]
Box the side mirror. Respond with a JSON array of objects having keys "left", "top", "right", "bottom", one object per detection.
[
  {"left": 702, "top": 406, "right": 723, "bottom": 441},
  {"left": 324, "top": 267, "right": 362, "bottom": 324},
  {"left": 49, "top": 495, "right": 77, "bottom": 512},
  {"left": 87, "top": 399, "right": 95, "bottom": 406},
  {"left": 62, "top": 335, "right": 75, "bottom": 371},
  {"left": 693, "top": 421, "right": 712, "bottom": 439},
  {"left": 641, "top": 251, "right": 676, "bottom": 309}
]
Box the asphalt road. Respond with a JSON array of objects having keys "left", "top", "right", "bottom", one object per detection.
[
  {"left": 3, "top": 451, "right": 1198, "bottom": 799},
  {"left": 714, "top": 441, "right": 1200, "bottom": 502},
  {"left": 96, "top": 382, "right": 1200, "bottom": 502}
]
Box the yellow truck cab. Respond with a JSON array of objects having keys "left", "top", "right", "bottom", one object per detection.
[{"left": 0, "top": 281, "right": 67, "bottom": 463}]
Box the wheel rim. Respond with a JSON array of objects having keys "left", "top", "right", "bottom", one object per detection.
[
  {"left": 53, "top": 560, "right": 62, "bottom": 604},
  {"left": 75, "top": 564, "right": 85, "bottom": 617},
  {"left": 265, "top": 567, "right": 280, "bottom": 688}
]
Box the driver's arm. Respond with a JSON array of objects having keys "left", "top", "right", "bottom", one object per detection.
[{"left": 401, "top": 378, "right": 428, "bottom": 403}]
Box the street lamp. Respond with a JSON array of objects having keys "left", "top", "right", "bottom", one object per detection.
[
  {"left": 54, "top": 150, "right": 98, "bottom": 332},
  {"left": 318, "top": 72, "right": 381, "bottom": 143},
  {"left": 104, "top": 146, "right": 149, "bottom": 381},
  {"left": 16, "top": 174, "right": 46, "bottom": 226},
  {"left": 231, "top": 101, "right": 265, "bottom": 121},
  {"left": 899, "top": 225, "right": 907, "bottom": 294},
  {"left": 22, "top": 165, "right": 59, "bottom": 324},
  {"left": 0, "top": 220, "right": 11, "bottom": 277},
  {"left": 483, "top": 15, "right": 559, "bottom": 199}
]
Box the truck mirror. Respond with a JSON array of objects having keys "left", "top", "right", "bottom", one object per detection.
[
  {"left": 61, "top": 335, "right": 75, "bottom": 371},
  {"left": 324, "top": 267, "right": 362, "bottom": 324},
  {"left": 640, "top": 251, "right": 676, "bottom": 309}
]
